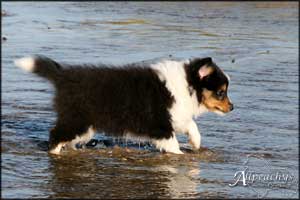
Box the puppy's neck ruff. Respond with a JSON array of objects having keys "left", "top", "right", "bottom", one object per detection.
[{"left": 151, "top": 60, "right": 207, "bottom": 133}]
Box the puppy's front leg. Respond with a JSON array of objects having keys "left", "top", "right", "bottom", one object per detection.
[
  {"left": 153, "top": 134, "right": 183, "bottom": 154},
  {"left": 187, "top": 120, "right": 201, "bottom": 150}
]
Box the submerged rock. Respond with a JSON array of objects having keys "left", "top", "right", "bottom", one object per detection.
[{"left": 2, "top": 10, "right": 7, "bottom": 16}]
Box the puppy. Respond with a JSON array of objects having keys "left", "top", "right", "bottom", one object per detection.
[{"left": 15, "top": 55, "right": 233, "bottom": 155}]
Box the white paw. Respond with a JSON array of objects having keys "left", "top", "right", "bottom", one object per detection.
[
  {"left": 49, "top": 143, "right": 65, "bottom": 155},
  {"left": 189, "top": 136, "right": 201, "bottom": 150},
  {"left": 170, "top": 149, "right": 184, "bottom": 154},
  {"left": 193, "top": 139, "right": 201, "bottom": 150},
  {"left": 49, "top": 147, "right": 61, "bottom": 155},
  {"left": 153, "top": 136, "right": 183, "bottom": 155},
  {"left": 187, "top": 120, "right": 201, "bottom": 150}
]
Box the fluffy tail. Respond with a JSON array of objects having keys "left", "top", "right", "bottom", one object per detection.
[{"left": 14, "top": 55, "right": 62, "bottom": 81}]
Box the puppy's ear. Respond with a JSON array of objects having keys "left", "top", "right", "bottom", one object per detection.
[
  {"left": 188, "top": 57, "right": 214, "bottom": 80},
  {"left": 198, "top": 57, "right": 214, "bottom": 79},
  {"left": 201, "top": 57, "right": 213, "bottom": 65},
  {"left": 198, "top": 65, "right": 213, "bottom": 80}
]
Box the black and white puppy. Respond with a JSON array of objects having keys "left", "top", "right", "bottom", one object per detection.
[{"left": 15, "top": 55, "right": 233, "bottom": 155}]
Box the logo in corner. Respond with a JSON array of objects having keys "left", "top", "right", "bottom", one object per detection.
[{"left": 229, "top": 154, "right": 299, "bottom": 198}]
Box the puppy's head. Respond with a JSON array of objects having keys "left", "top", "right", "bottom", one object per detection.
[{"left": 185, "top": 57, "right": 233, "bottom": 115}]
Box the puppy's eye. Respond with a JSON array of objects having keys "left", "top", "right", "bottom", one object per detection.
[{"left": 216, "top": 91, "right": 225, "bottom": 99}]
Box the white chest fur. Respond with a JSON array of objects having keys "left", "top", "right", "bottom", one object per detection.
[{"left": 151, "top": 60, "right": 207, "bottom": 133}]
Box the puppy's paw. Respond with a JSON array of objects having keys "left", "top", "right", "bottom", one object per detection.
[
  {"left": 166, "top": 149, "right": 184, "bottom": 154},
  {"left": 189, "top": 138, "right": 201, "bottom": 150}
]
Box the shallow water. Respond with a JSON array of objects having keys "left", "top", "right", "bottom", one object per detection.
[{"left": 2, "top": 2, "right": 299, "bottom": 198}]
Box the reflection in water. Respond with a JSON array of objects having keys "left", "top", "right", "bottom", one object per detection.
[
  {"left": 158, "top": 165, "right": 200, "bottom": 198},
  {"left": 47, "top": 151, "right": 201, "bottom": 198},
  {"left": 43, "top": 146, "right": 225, "bottom": 198}
]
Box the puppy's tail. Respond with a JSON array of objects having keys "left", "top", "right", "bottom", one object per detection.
[{"left": 14, "top": 55, "right": 62, "bottom": 82}]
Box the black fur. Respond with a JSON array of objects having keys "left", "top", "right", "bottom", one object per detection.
[
  {"left": 31, "top": 55, "right": 62, "bottom": 83},
  {"left": 30, "top": 56, "right": 175, "bottom": 150},
  {"left": 184, "top": 57, "right": 229, "bottom": 102}
]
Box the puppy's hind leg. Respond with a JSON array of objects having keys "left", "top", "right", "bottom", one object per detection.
[
  {"left": 48, "top": 121, "right": 88, "bottom": 155},
  {"left": 48, "top": 126, "right": 68, "bottom": 155},
  {"left": 49, "top": 142, "right": 66, "bottom": 155},
  {"left": 67, "top": 126, "right": 96, "bottom": 150}
]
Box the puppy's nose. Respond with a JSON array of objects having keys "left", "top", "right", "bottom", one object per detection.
[{"left": 229, "top": 103, "right": 234, "bottom": 111}]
